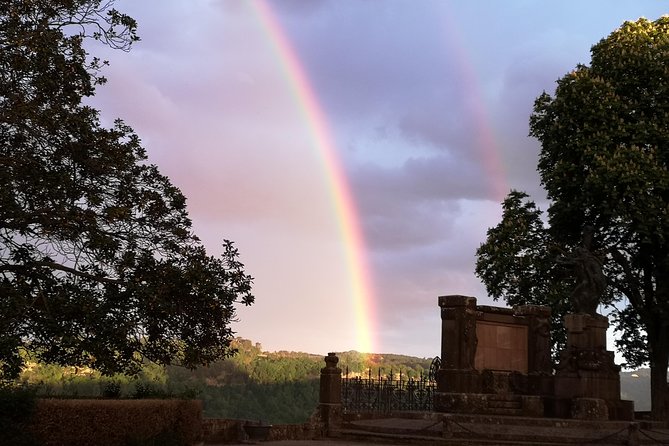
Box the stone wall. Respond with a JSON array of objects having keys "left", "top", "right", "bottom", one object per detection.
[
  {"left": 475, "top": 320, "right": 528, "bottom": 372},
  {"left": 438, "top": 296, "right": 552, "bottom": 377},
  {"left": 201, "top": 418, "right": 318, "bottom": 444}
]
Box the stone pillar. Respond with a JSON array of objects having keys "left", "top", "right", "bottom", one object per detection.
[
  {"left": 555, "top": 313, "right": 619, "bottom": 400},
  {"left": 439, "top": 295, "right": 478, "bottom": 370},
  {"left": 516, "top": 305, "right": 553, "bottom": 397},
  {"left": 436, "top": 295, "right": 480, "bottom": 395},
  {"left": 318, "top": 353, "right": 342, "bottom": 437},
  {"left": 554, "top": 313, "right": 633, "bottom": 420},
  {"left": 515, "top": 305, "right": 552, "bottom": 374}
]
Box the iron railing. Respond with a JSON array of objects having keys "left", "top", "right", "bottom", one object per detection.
[{"left": 341, "top": 357, "right": 440, "bottom": 414}]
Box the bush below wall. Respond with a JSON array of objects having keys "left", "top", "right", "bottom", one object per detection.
[{"left": 31, "top": 399, "right": 202, "bottom": 446}]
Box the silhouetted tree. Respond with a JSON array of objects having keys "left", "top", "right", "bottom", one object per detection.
[
  {"left": 475, "top": 191, "right": 572, "bottom": 359},
  {"left": 0, "top": 0, "right": 253, "bottom": 379},
  {"left": 477, "top": 17, "right": 669, "bottom": 419}
]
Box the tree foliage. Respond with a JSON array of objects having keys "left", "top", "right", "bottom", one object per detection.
[
  {"left": 476, "top": 17, "right": 669, "bottom": 418},
  {"left": 475, "top": 191, "right": 572, "bottom": 355},
  {"left": 17, "top": 339, "right": 435, "bottom": 423},
  {"left": 0, "top": 0, "right": 253, "bottom": 380}
]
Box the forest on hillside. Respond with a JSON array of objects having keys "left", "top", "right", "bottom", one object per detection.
[
  {"left": 16, "top": 338, "right": 652, "bottom": 420},
  {"left": 17, "top": 338, "right": 435, "bottom": 424}
]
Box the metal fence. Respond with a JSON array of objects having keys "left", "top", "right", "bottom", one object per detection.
[{"left": 341, "top": 357, "right": 440, "bottom": 414}]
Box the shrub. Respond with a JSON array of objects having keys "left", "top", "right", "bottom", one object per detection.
[
  {"left": 102, "top": 381, "right": 122, "bottom": 398},
  {"left": 0, "top": 384, "right": 39, "bottom": 446},
  {"left": 133, "top": 381, "right": 167, "bottom": 399},
  {"left": 32, "top": 399, "right": 202, "bottom": 446}
]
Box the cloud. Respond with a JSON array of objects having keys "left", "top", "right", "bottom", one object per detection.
[{"left": 86, "top": 0, "right": 669, "bottom": 357}]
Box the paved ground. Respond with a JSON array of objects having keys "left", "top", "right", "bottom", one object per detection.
[
  {"left": 224, "top": 442, "right": 396, "bottom": 446},
  {"left": 211, "top": 416, "right": 669, "bottom": 446}
]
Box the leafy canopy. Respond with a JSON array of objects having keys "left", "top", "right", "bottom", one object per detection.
[
  {"left": 475, "top": 191, "right": 572, "bottom": 354},
  {"left": 0, "top": 0, "right": 253, "bottom": 380},
  {"left": 477, "top": 16, "right": 669, "bottom": 418}
]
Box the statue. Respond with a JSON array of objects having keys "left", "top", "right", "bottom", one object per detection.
[{"left": 559, "top": 226, "right": 606, "bottom": 316}]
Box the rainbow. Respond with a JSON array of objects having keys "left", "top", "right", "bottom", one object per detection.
[
  {"left": 438, "top": 4, "right": 509, "bottom": 200},
  {"left": 250, "top": 0, "right": 377, "bottom": 354}
]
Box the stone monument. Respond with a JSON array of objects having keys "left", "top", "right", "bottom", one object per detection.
[
  {"left": 557, "top": 225, "right": 606, "bottom": 316},
  {"left": 434, "top": 295, "right": 551, "bottom": 417},
  {"left": 552, "top": 226, "right": 633, "bottom": 420},
  {"left": 433, "top": 290, "right": 634, "bottom": 420}
]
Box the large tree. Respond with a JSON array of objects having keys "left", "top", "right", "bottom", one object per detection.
[
  {"left": 476, "top": 17, "right": 669, "bottom": 419},
  {"left": 475, "top": 191, "right": 573, "bottom": 358},
  {"left": 0, "top": 0, "right": 253, "bottom": 380}
]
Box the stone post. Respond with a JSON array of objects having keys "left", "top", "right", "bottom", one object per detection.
[
  {"left": 439, "top": 295, "right": 478, "bottom": 370},
  {"left": 318, "top": 353, "right": 342, "bottom": 437},
  {"left": 436, "top": 295, "right": 480, "bottom": 395}
]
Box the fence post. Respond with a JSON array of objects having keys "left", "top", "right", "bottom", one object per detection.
[{"left": 319, "top": 353, "right": 342, "bottom": 437}]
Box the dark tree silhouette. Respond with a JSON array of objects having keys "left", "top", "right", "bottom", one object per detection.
[
  {"left": 0, "top": 0, "right": 253, "bottom": 379},
  {"left": 477, "top": 17, "right": 669, "bottom": 419}
]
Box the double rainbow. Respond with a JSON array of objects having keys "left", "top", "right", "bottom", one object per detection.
[{"left": 248, "top": 1, "right": 509, "bottom": 355}]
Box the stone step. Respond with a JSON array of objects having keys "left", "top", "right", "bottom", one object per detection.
[
  {"left": 345, "top": 411, "right": 659, "bottom": 430},
  {"left": 341, "top": 415, "right": 654, "bottom": 445},
  {"left": 340, "top": 427, "right": 628, "bottom": 446},
  {"left": 487, "top": 400, "right": 522, "bottom": 409},
  {"left": 485, "top": 395, "right": 523, "bottom": 415},
  {"left": 484, "top": 407, "right": 523, "bottom": 416},
  {"left": 343, "top": 418, "right": 443, "bottom": 437},
  {"left": 486, "top": 394, "right": 522, "bottom": 401},
  {"left": 340, "top": 428, "right": 574, "bottom": 446}
]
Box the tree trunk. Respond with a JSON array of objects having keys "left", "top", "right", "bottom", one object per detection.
[{"left": 649, "top": 324, "right": 669, "bottom": 420}]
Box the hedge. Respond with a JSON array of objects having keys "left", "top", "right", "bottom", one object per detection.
[{"left": 30, "top": 399, "right": 202, "bottom": 446}]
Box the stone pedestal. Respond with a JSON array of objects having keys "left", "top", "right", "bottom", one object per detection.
[
  {"left": 434, "top": 296, "right": 551, "bottom": 417},
  {"left": 437, "top": 295, "right": 480, "bottom": 394},
  {"left": 555, "top": 314, "right": 619, "bottom": 400},
  {"left": 554, "top": 313, "right": 633, "bottom": 420},
  {"left": 564, "top": 313, "right": 608, "bottom": 350}
]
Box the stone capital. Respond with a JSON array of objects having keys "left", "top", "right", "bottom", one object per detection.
[{"left": 438, "top": 295, "right": 477, "bottom": 309}]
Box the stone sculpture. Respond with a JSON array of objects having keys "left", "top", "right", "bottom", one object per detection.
[{"left": 559, "top": 226, "right": 606, "bottom": 316}]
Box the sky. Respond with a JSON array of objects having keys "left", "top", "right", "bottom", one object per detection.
[{"left": 90, "top": 0, "right": 669, "bottom": 359}]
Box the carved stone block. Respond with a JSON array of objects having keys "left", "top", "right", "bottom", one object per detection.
[
  {"left": 520, "top": 395, "right": 544, "bottom": 417},
  {"left": 571, "top": 398, "right": 609, "bottom": 421},
  {"left": 434, "top": 392, "right": 488, "bottom": 414}
]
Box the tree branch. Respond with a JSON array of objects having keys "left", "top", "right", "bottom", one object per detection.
[
  {"left": 610, "top": 248, "right": 643, "bottom": 309},
  {"left": 0, "top": 261, "right": 119, "bottom": 284}
]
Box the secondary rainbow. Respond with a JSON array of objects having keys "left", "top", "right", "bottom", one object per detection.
[
  {"left": 439, "top": 4, "right": 509, "bottom": 201},
  {"left": 250, "top": 0, "right": 377, "bottom": 354}
]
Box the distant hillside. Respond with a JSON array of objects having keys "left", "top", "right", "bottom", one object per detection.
[
  {"left": 18, "top": 338, "right": 435, "bottom": 424},
  {"left": 17, "top": 338, "right": 652, "bottom": 420},
  {"left": 620, "top": 368, "right": 651, "bottom": 411}
]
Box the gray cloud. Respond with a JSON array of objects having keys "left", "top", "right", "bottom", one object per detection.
[{"left": 90, "top": 0, "right": 669, "bottom": 357}]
